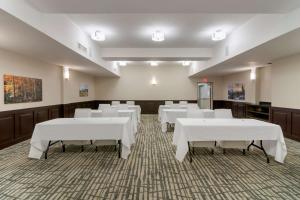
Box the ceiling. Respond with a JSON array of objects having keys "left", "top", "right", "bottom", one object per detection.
[
  {"left": 26, "top": 0, "right": 300, "bottom": 13},
  {"left": 0, "top": 10, "right": 116, "bottom": 77},
  {"left": 68, "top": 14, "right": 254, "bottom": 48},
  {"left": 195, "top": 28, "right": 300, "bottom": 76}
]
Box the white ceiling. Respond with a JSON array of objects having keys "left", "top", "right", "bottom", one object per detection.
[
  {"left": 26, "top": 0, "right": 300, "bottom": 13},
  {"left": 194, "top": 28, "right": 300, "bottom": 76},
  {"left": 0, "top": 10, "right": 116, "bottom": 77},
  {"left": 68, "top": 14, "right": 254, "bottom": 48}
]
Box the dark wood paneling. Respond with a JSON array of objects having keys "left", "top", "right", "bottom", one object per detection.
[
  {"left": 15, "top": 111, "right": 34, "bottom": 142},
  {"left": 0, "top": 112, "right": 15, "bottom": 148},
  {"left": 292, "top": 112, "right": 300, "bottom": 140},
  {"left": 34, "top": 108, "right": 49, "bottom": 124},
  {"left": 63, "top": 101, "right": 96, "bottom": 117}
]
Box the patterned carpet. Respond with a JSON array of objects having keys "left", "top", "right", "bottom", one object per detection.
[{"left": 0, "top": 115, "right": 300, "bottom": 200}]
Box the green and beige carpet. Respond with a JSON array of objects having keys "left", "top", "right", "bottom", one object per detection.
[{"left": 0, "top": 115, "right": 300, "bottom": 199}]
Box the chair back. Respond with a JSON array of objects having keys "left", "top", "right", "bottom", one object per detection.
[
  {"left": 214, "top": 109, "right": 233, "bottom": 118},
  {"left": 187, "top": 110, "right": 205, "bottom": 118},
  {"left": 117, "top": 104, "right": 129, "bottom": 110},
  {"left": 187, "top": 103, "right": 199, "bottom": 110},
  {"left": 74, "top": 108, "right": 92, "bottom": 118},
  {"left": 165, "top": 101, "right": 173, "bottom": 105},
  {"left": 126, "top": 101, "right": 135, "bottom": 105},
  {"left": 170, "top": 104, "right": 181, "bottom": 109},
  {"left": 179, "top": 101, "right": 188, "bottom": 105},
  {"left": 98, "top": 104, "right": 111, "bottom": 110},
  {"left": 102, "top": 108, "right": 119, "bottom": 117},
  {"left": 112, "top": 101, "right": 120, "bottom": 105}
]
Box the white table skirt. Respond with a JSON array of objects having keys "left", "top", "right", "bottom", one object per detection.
[
  {"left": 91, "top": 110, "right": 138, "bottom": 134},
  {"left": 29, "top": 117, "right": 134, "bottom": 160},
  {"left": 112, "top": 105, "right": 141, "bottom": 123},
  {"left": 160, "top": 109, "right": 214, "bottom": 132},
  {"left": 173, "top": 118, "right": 287, "bottom": 163}
]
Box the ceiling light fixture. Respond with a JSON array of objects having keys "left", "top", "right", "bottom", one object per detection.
[
  {"left": 63, "top": 67, "right": 70, "bottom": 80},
  {"left": 149, "top": 61, "right": 159, "bottom": 66},
  {"left": 152, "top": 30, "right": 165, "bottom": 42},
  {"left": 182, "top": 61, "right": 191, "bottom": 66},
  {"left": 118, "top": 61, "right": 127, "bottom": 66},
  {"left": 91, "top": 30, "right": 106, "bottom": 41},
  {"left": 211, "top": 29, "right": 226, "bottom": 41},
  {"left": 250, "top": 68, "right": 256, "bottom": 80}
]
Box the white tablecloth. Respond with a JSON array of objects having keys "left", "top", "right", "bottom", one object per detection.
[
  {"left": 158, "top": 105, "right": 187, "bottom": 121},
  {"left": 112, "top": 105, "right": 141, "bottom": 123},
  {"left": 173, "top": 118, "right": 287, "bottom": 163},
  {"left": 91, "top": 110, "right": 138, "bottom": 134},
  {"left": 29, "top": 118, "right": 134, "bottom": 159},
  {"left": 160, "top": 109, "right": 214, "bottom": 132}
]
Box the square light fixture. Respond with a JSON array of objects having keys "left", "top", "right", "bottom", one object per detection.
[
  {"left": 182, "top": 61, "right": 191, "bottom": 66},
  {"left": 211, "top": 29, "right": 226, "bottom": 41},
  {"left": 91, "top": 30, "right": 106, "bottom": 41},
  {"left": 149, "top": 61, "right": 159, "bottom": 66},
  {"left": 152, "top": 30, "right": 165, "bottom": 42}
]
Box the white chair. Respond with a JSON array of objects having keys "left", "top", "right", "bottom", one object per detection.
[
  {"left": 112, "top": 101, "right": 120, "bottom": 105},
  {"left": 94, "top": 108, "right": 118, "bottom": 150},
  {"left": 117, "top": 104, "right": 129, "bottom": 110},
  {"left": 165, "top": 101, "right": 173, "bottom": 105},
  {"left": 187, "top": 103, "right": 199, "bottom": 110},
  {"left": 188, "top": 110, "right": 216, "bottom": 154},
  {"left": 179, "top": 101, "right": 188, "bottom": 105},
  {"left": 98, "top": 104, "right": 111, "bottom": 110},
  {"left": 62, "top": 109, "right": 92, "bottom": 152},
  {"left": 126, "top": 101, "right": 135, "bottom": 105},
  {"left": 170, "top": 104, "right": 181, "bottom": 109},
  {"left": 215, "top": 109, "right": 249, "bottom": 154}
]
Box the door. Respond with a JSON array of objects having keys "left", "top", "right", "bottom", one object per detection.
[{"left": 197, "top": 82, "right": 213, "bottom": 109}]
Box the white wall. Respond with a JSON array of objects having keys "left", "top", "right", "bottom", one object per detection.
[
  {"left": 271, "top": 54, "right": 300, "bottom": 109},
  {"left": 0, "top": 48, "right": 62, "bottom": 111},
  {"left": 62, "top": 70, "right": 96, "bottom": 104}
]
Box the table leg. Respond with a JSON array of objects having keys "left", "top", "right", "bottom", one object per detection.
[
  {"left": 118, "top": 140, "right": 122, "bottom": 158},
  {"left": 188, "top": 142, "right": 192, "bottom": 163},
  {"left": 247, "top": 140, "right": 270, "bottom": 163},
  {"left": 45, "top": 141, "right": 51, "bottom": 159}
]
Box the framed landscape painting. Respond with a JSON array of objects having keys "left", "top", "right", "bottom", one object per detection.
[
  {"left": 4, "top": 74, "right": 42, "bottom": 104},
  {"left": 228, "top": 83, "right": 245, "bottom": 100},
  {"left": 79, "top": 83, "right": 88, "bottom": 97}
]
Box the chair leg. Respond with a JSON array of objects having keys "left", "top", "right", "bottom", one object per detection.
[
  {"left": 61, "top": 141, "right": 65, "bottom": 152},
  {"left": 223, "top": 149, "right": 226, "bottom": 154},
  {"left": 95, "top": 146, "right": 98, "bottom": 152},
  {"left": 243, "top": 149, "right": 246, "bottom": 155},
  {"left": 211, "top": 149, "right": 214, "bottom": 155},
  {"left": 81, "top": 145, "right": 84, "bottom": 152}
]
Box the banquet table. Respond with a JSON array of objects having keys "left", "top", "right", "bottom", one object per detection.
[
  {"left": 173, "top": 118, "right": 287, "bottom": 163},
  {"left": 158, "top": 105, "right": 187, "bottom": 121},
  {"left": 160, "top": 109, "right": 214, "bottom": 132},
  {"left": 29, "top": 117, "right": 134, "bottom": 160},
  {"left": 91, "top": 110, "right": 138, "bottom": 134},
  {"left": 112, "top": 105, "right": 141, "bottom": 123}
]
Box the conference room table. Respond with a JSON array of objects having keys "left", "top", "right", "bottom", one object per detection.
[
  {"left": 173, "top": 118, "right": 287, "bottom": 163},
  {"left": 158, "top": 104, "right": 187, "bottom": 121},
  {"left": 29, "top": 117, "right": 134, "bottom": 160},
  {"left": 112, "top": 105, "right": 141, "bottom": 123},
  {"left": 91, "top": 109, "right": 138, "bottom": 134},
  {"left": 160, "top": 109, "right": 215, "bottom": 132}
]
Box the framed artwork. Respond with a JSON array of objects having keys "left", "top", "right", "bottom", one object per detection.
[
  {"left": 4, "top": 74, "right": 42, "bottom": 104},
  {"left": 228, "top": 83, "right": 245, "bottom": 100},
  {"left": 79, "top": 83, "right": 88, "bottom": 97}
]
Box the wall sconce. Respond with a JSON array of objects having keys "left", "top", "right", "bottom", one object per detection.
[
  {"left": 63, "top": 67, "right": 70, "bottom": 80},
  {"left": 250, "top": 68, "right": 256, "bottom": 80},
  {"left": 151, "top": 76, "right": 158, "bottom": 85}
]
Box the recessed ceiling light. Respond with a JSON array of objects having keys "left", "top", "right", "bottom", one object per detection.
[
  {"left": 91, "top": 30, "right": 106, "bottom": 41},
  {"left": 181, "top": 61, "right": 191, "bottom": 66},
  {"left": 149, "top": 61, "right": 159, "bottom": 66},
  {"left": 118, "top": 61, "right": 127, "bottom": 66},
  {"left": 152, "top": 30, "right": 165, "bottom": 42},
  {"left": 211, "top": 29, "right": 226, "bottom": 41}
]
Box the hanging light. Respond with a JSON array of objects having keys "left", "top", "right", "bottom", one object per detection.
[
  {"left": 211, "top": 29, "right": 226, "bottom": 41},
  {"left": 152, "top": 30, "right": 165, "bottom": 42},
  {"left": 91, "top": 30, "right": 106, "bottom": 41}
]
